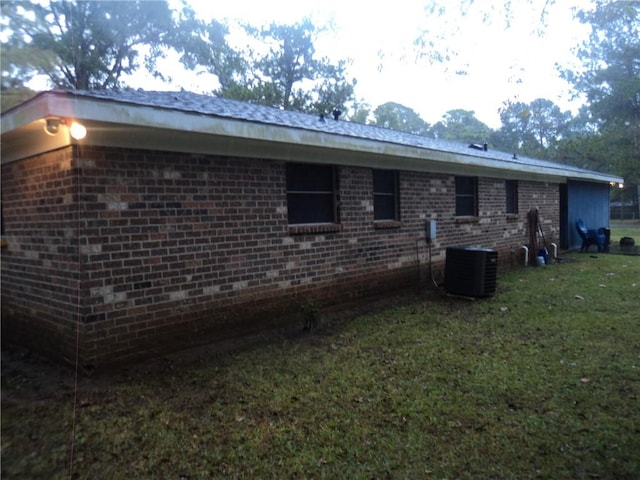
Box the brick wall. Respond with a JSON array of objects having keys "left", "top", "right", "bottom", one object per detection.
[
  {"left": 1, "top": 147, "right": 82, "bottom": 363},
  {"left": 1, "top": 146, "right": 560, "bottom": 368}
]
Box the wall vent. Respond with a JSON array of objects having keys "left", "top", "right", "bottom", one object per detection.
[{"left": 444, "top": 247, "right": 498, "bottom": 297}]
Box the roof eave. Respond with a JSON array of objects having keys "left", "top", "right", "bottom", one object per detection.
[{"left": 0, "top": 91, "right": 625, "bottom": 186}]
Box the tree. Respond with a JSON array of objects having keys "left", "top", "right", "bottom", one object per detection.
[
  {"left": 430, "top": 109, "right": 492, "bottom": 143},
  {"left": 215, "top": 19, "right": 356, "bottom": 114},
  {"left": 492, "top": 100, "right": 537, "bottom": 155},
  {"left": 560, "top": 1, "right": 640, "bottom": 211},
  {"left": 565, "top": 2, "right": 640, "bottom": 133},
  {"left": 372, "top": 102, "right": 430, "bottom": 135},
  {"left": 492, "top": 98, "right": 570, "bottom": 159},
  {"left": 1, "top": 0, "right": 222, "bottom": 93},
  {"left": 349, "top": 100, "right": 372, "bottom": 124}
]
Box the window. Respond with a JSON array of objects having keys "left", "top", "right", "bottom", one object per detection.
[
  {"left": 505, "top": 180, "right": 518, "bottom": 214},
  {"left": 455, "top": 176, "right": 478, "bottom": 216},
  {"left": 286, "top": 163, "right": 337, "bottom": 224},
  {"left": 0, "top": 203, "right": 5, "bottom": 248},
  {"left": 373, "top": 170, "right": 399, "bottom": 221}
]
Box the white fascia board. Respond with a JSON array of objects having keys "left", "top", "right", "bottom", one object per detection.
[
  {"left": 74, "top": 98, "right": 621, "bottom": 184},
  {"left": 1, "top": 92, "right": 624, "bottom": 186}
]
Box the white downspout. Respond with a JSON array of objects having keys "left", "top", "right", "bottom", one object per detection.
[{"left": 520, "top": 245, "right": 529, "bottom": 266}]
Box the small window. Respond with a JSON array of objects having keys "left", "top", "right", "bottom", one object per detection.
[
  {"left": 0, "top": 202, "right": 5, "bottom": 248},
  {"left": 505, "top": 180, "right": 518, "bottom": 214},
  {"left": 455, "top": 176, "right": 477, "bottom": 216},
  {"left": 286, "top": 163, "right": 337, "bottom": 224},
  {"left": 373, "top": 170, "right": 399, "bottom": 221}
]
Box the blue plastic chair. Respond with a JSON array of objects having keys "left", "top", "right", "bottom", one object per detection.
[{"left": 576, "top": 219, "right": 605, "bottom": 252}]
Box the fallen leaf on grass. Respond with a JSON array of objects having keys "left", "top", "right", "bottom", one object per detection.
[
  {"left": 575, "top": 295, "right": 585, "bottom": 300},
  {"left": 599, "top": 284, "right": 606, "bottom": 288},
  {"left": 581, "top": 378, "right": 590, "bottom": 384},
  {"left": 500, "top": 306, "right": 509, "bottom": 312},
  {"left": 235, "top": 415, "right": 245, "bottom": 422}
]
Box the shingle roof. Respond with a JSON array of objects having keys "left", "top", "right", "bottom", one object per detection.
[
  {"left": 2, "top": 88, "right": 624, "bottom": 184},
  {"left": 67, "top": 89, "right": 616, "bottom": 181}
]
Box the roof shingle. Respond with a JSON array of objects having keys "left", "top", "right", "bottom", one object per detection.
[{"left": 66, "top": 89, "right": 607, "bottom": 178}]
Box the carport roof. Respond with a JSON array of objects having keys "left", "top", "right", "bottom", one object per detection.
[{"left": 0, "top": 89, "right": 625, "bottom": 185}]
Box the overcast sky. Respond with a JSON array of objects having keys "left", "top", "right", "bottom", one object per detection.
[{"left": 138, "top": 0, "right": 594, "bottom": 129}]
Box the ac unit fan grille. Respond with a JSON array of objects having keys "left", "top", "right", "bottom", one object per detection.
[{"left": 444, "top": 247, "right": 498, "bottom": 297}]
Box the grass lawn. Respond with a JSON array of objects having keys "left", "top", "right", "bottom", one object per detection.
[{"left": 2, "top": 252, "right": 639, "bottom": 479}]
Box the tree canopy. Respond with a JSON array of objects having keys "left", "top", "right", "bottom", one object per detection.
[
  {"left": 492, "top": 98, "right": 571, "bottom": 159},
  {"left": 213, "top": 19, "right": 356, "bottom": 114},
  {"left": 0, "top": 0, "right": 218, "bottom": 93},
  {"left": 559, "top": 0, "right": 640, "bottom": 205},
  {"left": 431, "top": 109, "right": 492, "bottom": 144},
  {"left": 372, "top": 102, "right": 430, "bottom": 136}
]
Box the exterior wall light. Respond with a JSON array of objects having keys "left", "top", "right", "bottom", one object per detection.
[
  {"left": 43, "top": 118, "right": 87, "bottom": 140},
  {"left": 619, "top": 183, "right": 624, "bottom": 189},
  {"left": 69, "top": 121, "right": 87, "bottom": 140}
]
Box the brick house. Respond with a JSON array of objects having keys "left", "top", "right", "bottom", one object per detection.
[{"left": 1, "top": 90, "right": 623, "bottom": 368}]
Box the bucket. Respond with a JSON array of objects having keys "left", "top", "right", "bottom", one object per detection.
[
  {"left": 536, "top": 255, "right": 546, "bottom": 267},
  {"left": 538, "top": 248, "right": 549, "bottom": 264}
]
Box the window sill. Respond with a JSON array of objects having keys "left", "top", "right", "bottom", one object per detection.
[
  {"left": 455, "top": 216, "right": 479, "bottom": 224},
  {"left": 374, "top": 220, "right": 401, "bottom": 229},
  {"left": 289, "top": 223, "right": 341, "bottom": 235}
]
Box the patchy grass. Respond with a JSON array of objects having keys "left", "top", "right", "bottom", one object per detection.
[
  {"left": 2, "top": 254, "right": 639, "bottom": 479},
  {"left": 610, "top": 222, "right": 640, "bottom": 244}
]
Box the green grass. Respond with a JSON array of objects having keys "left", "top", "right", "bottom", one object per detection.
[
  {"left": 2, "top": 254, "right": 639, "bottom": 479},
  {"left": 610, "top": 221, "right": 640, "bottom": 244}
]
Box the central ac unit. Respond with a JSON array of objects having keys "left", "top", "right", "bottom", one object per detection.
[{"left": 444, "top": 247, "right": 498, "bottom": 297}]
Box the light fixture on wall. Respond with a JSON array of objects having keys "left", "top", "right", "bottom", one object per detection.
[
  {"left": 43, "top": 117, "right": 87, "bottom": 140},
  {"left": 69, "top": 121, "right": 87, "bottom": 140},
  {"left": 44, "top": 118, "right": 62, "bottom": 136}
]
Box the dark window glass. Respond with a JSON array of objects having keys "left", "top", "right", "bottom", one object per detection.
[
  {"left": 455, "top": 176, "right": 477, "bottom": 216},
  {"left": 506, "top": 180, "right": 518, "bottom": 214},
  {"left": 373, "top": 170, "right": 399, "bottom": 221},
  {"left": 286, "top": 163, "right": 337, "bottom": 224},
  {"left": 286, "top": 163, "right": 334, "bottom": 192}
]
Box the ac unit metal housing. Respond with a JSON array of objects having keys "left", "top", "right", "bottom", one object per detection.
[{"left": 444, "top": 247, "right": 498, "bottom": 297}]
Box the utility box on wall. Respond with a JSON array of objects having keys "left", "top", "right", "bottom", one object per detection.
[
  {"left": 425, "top": 219, "right": 436, "bottom": 243},
  {"left": 444, "top": 247, "right": 498, "bottom": 297}
]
